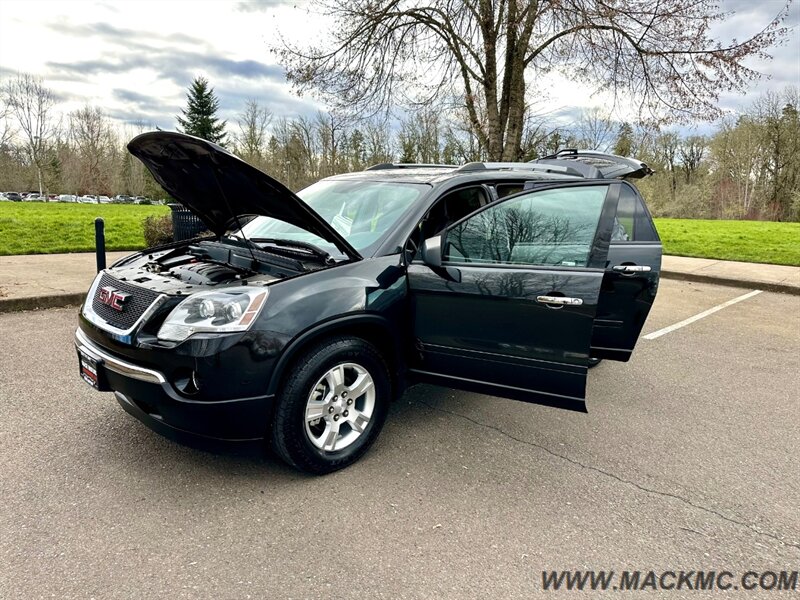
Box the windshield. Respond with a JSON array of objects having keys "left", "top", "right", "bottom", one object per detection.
[{"left": 238, "top": 179, "right": 427, "bottom": 257}]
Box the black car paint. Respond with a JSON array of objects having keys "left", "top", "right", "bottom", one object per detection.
[
  {"left": 591, "top": 242, "right": 662, "bottom": 361},
  {"left": 78, "top": 253, "right": 411, "bottom": 440},
  {"left": 77, "top": 145, "right": 661, "bottom": 443},
  {"left": 406, "top": 181, "right": 624, "bottom": 411}
]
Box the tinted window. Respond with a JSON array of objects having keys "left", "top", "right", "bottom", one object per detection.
[
  {"left": 612, "top": 185, "right": 659, "bottom": 242},
  {"left": 444, "top": 185, "right": 608, "bottom": 267},
  {"left": 496, "top": 183, "right": 524, "bottom": 199},
  {"left": 419, "top": 186, "right": 488, "bottom": 240}
]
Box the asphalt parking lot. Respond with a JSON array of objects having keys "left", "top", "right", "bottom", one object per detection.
[{"left": 1, "top": 279, "right": 798, "bottom": 599}]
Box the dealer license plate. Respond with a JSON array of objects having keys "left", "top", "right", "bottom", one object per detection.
[{"left": 78, "top": 350, "right": 101, "bottom": 390}]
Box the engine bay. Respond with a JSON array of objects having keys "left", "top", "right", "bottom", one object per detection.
[{"left": 105, "top": 239, "right": 322, "bottom": 295}]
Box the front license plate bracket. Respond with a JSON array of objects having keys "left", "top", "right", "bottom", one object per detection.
[{"left": 77, "top": 349, "right": 110, "bottom": 391}]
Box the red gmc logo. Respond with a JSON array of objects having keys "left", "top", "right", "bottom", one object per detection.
[{"left": 98, "top": 286, "right": 130, "bottom": 311}]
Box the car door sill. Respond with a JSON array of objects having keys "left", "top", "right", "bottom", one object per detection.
[{"left": 408, "top": 368, "right": 588, "bottom": 412}]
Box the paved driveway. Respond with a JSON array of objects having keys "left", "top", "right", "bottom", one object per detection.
[{"left": 1, "top": 279, "right": 798, "bottom": 598}]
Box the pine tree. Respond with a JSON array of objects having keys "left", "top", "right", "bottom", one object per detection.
[{"left": 176, "top": 77, "right": 227, "bottom": 145}]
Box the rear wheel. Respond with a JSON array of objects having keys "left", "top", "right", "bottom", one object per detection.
[{"left": 271, "top": 337, "right": 390, "bottom": 474}]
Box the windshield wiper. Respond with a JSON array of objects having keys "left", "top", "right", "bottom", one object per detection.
[{"left": 249, "top": 238, "right": 338, "bottom": 264}]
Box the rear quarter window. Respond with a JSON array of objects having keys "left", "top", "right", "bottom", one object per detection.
[{"left": 612, "top": 185, "right": 659, "bottom": 242}]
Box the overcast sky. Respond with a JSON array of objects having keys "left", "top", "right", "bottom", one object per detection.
[{"left": 0, "top": 0, "right": 798, "bottom": 133}]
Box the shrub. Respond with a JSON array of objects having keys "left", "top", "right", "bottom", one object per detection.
[{"left": 142, "top": 214, "right": 173, "bottom": 247}]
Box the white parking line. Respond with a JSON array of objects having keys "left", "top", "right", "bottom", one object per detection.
[{"left": 644, "top": 289, "right": 763, "bottom": 340}]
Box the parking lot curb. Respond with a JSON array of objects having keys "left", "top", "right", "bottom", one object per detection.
[
  {"left": 660, "top": 270, "right": 800, "bottom": 295},
  {"left": 0, "top": 293, "right": 86, "bottom": 313}
]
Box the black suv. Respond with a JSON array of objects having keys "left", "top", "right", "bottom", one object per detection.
[{"left": 75, "top": 132, "right": 661, "bottom": 473}]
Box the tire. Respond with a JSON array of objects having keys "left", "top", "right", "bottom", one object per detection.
[
  {"left": 270, "top": 336, "right": 391, "bottom": 474},
  {"left": 588, "top": 357, "right": 603, "bottom": 369}
]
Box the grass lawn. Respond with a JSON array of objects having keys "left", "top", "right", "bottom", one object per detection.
[
  {"left": 0, "top": 203, "right": 169, "bottom": 256},
  {"left": 1, "top": 203, "right": 798, "bottom": 266},
  {"left": 653, "top": 219, "right": 800, "bottom": 266}
]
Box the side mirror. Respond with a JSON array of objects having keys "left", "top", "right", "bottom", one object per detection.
[{"left": 421, "top": 234, "right": 443, "bottom": 268}]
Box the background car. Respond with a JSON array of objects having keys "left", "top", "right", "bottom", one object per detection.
[
  {"left": 5, "top": 192, "right": 22, "bottom": 201},
  {"left": 57, "top": 194, "right": 79, "bottom": 202}
]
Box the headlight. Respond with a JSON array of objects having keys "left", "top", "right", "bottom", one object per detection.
[{"left": 157, "top": 287, "right": 268, "bottom": 342}]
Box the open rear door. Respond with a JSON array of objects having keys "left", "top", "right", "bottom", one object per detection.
[{"left": 590, "top": 183, "right": 662, "bottom": 361}]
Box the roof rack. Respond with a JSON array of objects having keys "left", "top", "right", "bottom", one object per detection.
[
  {"left": 365, "top": 163, "right": 456, "bottom": 171},
  {"left": 537, "top": 149, "right": 653, "bottom": 179},
  {"left": 455, "top": 161, "right": 595, "bottom": 179}
]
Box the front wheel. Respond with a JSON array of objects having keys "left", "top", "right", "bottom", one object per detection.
[{"left": 270, "top": 337, "right": 391, "bottom": 474}]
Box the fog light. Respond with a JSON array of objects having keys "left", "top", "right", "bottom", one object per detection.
[{"left": 173, "top": 368, "right": 201, "bottom": 395}]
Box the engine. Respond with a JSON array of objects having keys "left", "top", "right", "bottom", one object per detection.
[{"left": 165, "top": 262, "right": 241, "bottom": 285}]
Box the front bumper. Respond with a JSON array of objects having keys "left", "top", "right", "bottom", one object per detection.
[{"left": 75, "top": 328, "right": 274, "bottom": 441}]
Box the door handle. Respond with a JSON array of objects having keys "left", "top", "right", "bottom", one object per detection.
[
  {"left": 613, "top": 265, "right": 651, "bottom": 274},
  {"left": 536, "top": 295, "right": 583, "bottom": 308}
]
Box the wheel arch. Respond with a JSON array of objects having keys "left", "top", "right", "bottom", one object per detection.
[{"left": 266, "top": 314, "right": 406, "bottom": 398}]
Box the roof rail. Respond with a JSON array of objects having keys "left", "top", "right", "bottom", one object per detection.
[
  {"left": 365, "top": 163, "right": 456, "bottom": 171},
  {"left": 527, "top": 159, "right": 603, "bottom": 179},
  {"left": 455, "top": 161, "right": 592, "bottom": 178},
  {"left": 536, "top": 149, "right": 653, "bottom": 179}
]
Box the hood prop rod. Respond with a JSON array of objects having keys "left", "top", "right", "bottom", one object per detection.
[{"left": 209, "top": 158, "right": 259, "bottom": 271}]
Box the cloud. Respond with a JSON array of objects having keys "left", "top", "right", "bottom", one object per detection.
[
  {"left": 203, "top": 57, "right": 285, "bottom": 81},
  {"left": 2, "top": 0, "right": 796, "bottom": 138},
  {"left": 46, "top": 50, "right": 285, "bottom": 88},
  {"left": 112, "top": 89, "right": 178, "bottom": 113},
  {"left": 41, "top": 20, "right": 286, "bottom": 87},
  {"left": 44, "top": 20, "right": 207, "bottom": 49},
  {"left": 106, "top": 108, "right": 175, "bottom": 132},
  {"left": 235, "top": 0, "right": 295, "bottom": 13}
]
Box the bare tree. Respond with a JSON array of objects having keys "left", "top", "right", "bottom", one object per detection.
[
  {"left": 398, "top": 109, "right": 443, "bottom": 163},
  {"left": 575, "top": 107, "right": 616, "bottom": 152},
  {"left": 655, "top": 131, "right": 680, "bottom": 199},
  {"left": 69, "top": 105, "right": 117, "bottom": 194},
  {"left": 279, "top": 0, "right": 790, "bottom": 161},
  {"left": 235, "top": 99, "right": 272, "bottom": 166},
  {"left": 316, "top": 111, "right": 349, "bottom": 176},
  {"left": 0, "top": 83, "right": 15, "bottom": 149},
  {"left": 679, "top": 135, "right": 707, "bottom": 183},
  {"left": 363, "top": 120, "right": 394, "bottom": 165},
  {"left": 4, "top": 73, "right": 59, "bottom": 196}
]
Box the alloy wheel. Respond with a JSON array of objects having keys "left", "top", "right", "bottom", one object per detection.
[{"left": 304, "top": 362, "right": 376, "bottom": 452}]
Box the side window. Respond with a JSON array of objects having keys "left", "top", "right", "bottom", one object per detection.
[
  {"left": 444, "top": 185, "right": 608, "bottom": 267},
  {"left": 613, "top": 185, "right": 659, "bottom": 242},
  {"left": 496, "top": 183, "right": 525, "bottom": 199},
  {"left": 419, "top": 186, "right": 488, "bottom": 240}
]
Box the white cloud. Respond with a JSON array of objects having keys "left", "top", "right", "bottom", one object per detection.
[{"left": 0, "top": 0, "right": 796, "bottom": 134}]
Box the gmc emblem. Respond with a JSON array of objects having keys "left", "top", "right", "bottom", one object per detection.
[{"left": 98, "top": 286, "right": 130, "bottom": 312}]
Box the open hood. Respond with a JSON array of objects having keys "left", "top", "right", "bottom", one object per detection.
[
  {"left": 127, "top": 132, "right": 360, "bottom": 260},
  {"left": 533, "top": 150, "right": 654, "bottom": 180}
]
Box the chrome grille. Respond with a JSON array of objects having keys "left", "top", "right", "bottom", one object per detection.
[{"left": 91, "top": 273, "right": 160, "bottom": 330}]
